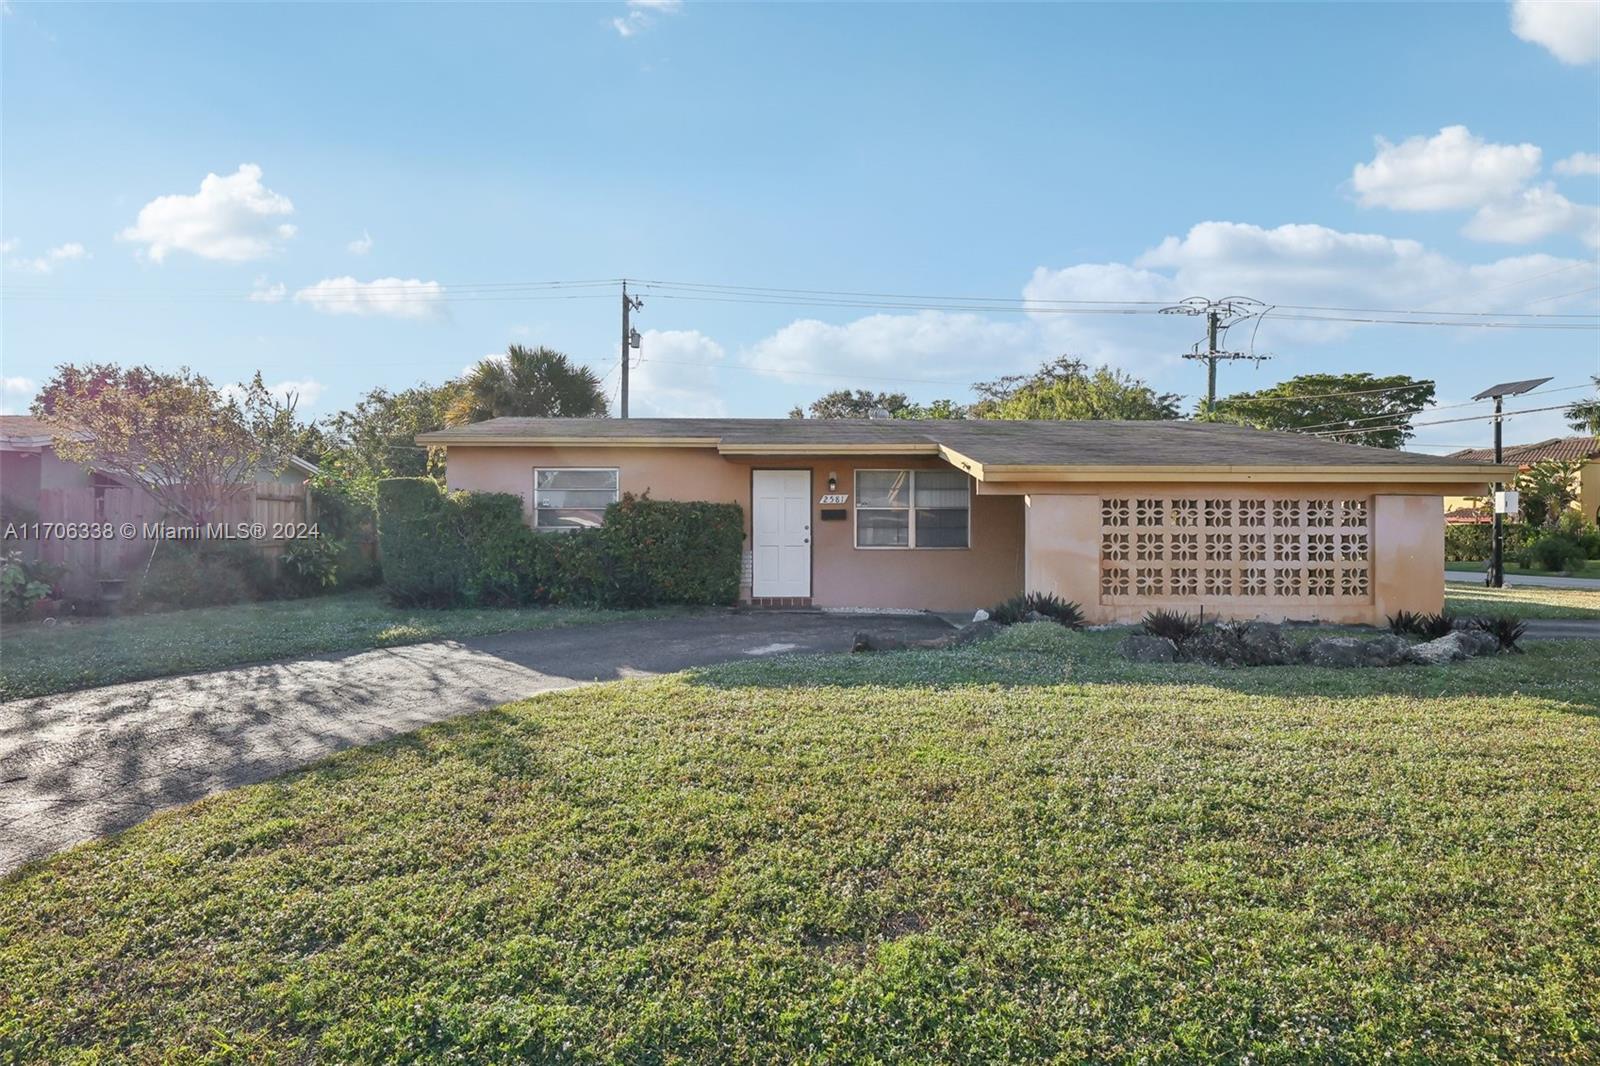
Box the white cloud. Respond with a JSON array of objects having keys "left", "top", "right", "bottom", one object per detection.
[
  {"left": 1352, "top": 126, "right": 1599, "bottom": 247},
  {"left": 0, "top": 238, "right": 17, "bottom": 255},
  {"left": 631, "top": 329, "right": 728, "bottom": 416},
  {"left": 222, "top": 378, "right": 326, "bottom": 412},
  {"left": 735, "top": 223, "right": 1597, "bottom": 399},
  {"left": 120, "top": 164, "right": 296, "bottom": 262},
  {"left": 0, "top": 377, "right": 33, "bottom": 415},
  {"left": 1351, "top": 126, "right": 1541, "bottom": 211},
  {"left": 248, "top": 277, "right": 287, "bottom": 303},
  {"left": 1511, "top": 0, "right": 1600, "bottom": 64},
  {"left": 1463, "top": 183, "right": 1600, "bottom": 247},
  {"left": 744, "top": 310, "right": 1037, "bottom": 390},
  {"left": 7, "top": 241, "right": 88, "bottom": 274},
  {"left": 293, "top": 276, "right": 446, "bottom": 319},
  {"left": 1554, "top": 151, "right": 1600, "bottom": 177},
  {"left": 613, "top": 0, "right": 681, "bottom": 36},
  {"left": 347, "top": 230, "right": 373, "bottom": 255}
]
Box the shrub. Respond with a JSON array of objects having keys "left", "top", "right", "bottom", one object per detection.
[
  {"left": 377, "top": 478, "right": 469, "bottom": 606},
  {"left": 1141, "top": 609, "right": 1202, "bottom": 644},
  {"left": 1552, "top": 510, "right": 1600, "bottom": 559},
  {"left": 278, "top": 536, "right": 341, "bottom": 597},
  {"left": 1444, "top": 523, "right": 1490, "bottom": 562},
  {"left": 311, "top": 485, "right": 380, "bottom": 588},
  {"left": 376, "top": 481, "right": 745, "bottom": 609},
  {"left": 988, "top": 592, "right": 1084, "bottom": 628},
  {"left": 599, "top": 495, "right": 745, "bottom": 607},
  {"left": 1467, "top": 615, "right": 1527, "bottom": 653},
  {"left": 1517, "top": 534, "right": 1587, "bottom": 574},
  {"left": 1, "top": 551, "right": 60, "bottom": 621},
  {"left": 127, "top": 541, "right": 275, "bottom": 612}
]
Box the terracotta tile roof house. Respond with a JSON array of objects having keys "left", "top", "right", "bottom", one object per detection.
[
  {"left": 1444, "top": 436, "right": 1600, "bottom": 525},
  {"left": 419, "top": 417, "right": 1506, "bottom": 623}
]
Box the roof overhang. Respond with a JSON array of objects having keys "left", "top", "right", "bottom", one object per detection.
[
  {"left": 415, "top": 432, "right": 723, "bottom": 448},
  {"left": 940, "top": 444, "right": 1514, "bottom": 485},
  {"left": 418, "top": 431, "right": 1515, "bottom": 485}
]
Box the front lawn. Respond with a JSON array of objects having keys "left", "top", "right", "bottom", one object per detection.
[
  {"left": 1444, "top": 582, "right": 1600, "bottom": 619},
  {"left": 3, "top": 625, "right": 1597, "bottom": 1062},
  {"left": 0, "top": 591, "right": 684, "bottom": 701}
]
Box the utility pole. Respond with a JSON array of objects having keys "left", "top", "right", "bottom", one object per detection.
[
  {"left": 1472, "top": 377, "right": 1551, "bottom": 588},
  {"left": 1160, "top": 296, "right": 1271, "bottom": 415},
  {"left": 620, "top": 281, "right": 642, "bottom": 418}
]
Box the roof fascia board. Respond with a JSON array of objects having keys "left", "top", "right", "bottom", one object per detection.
[
  {"left": 975, "top": 463, "right": 1514, "bottom": 483},
  {"left": 416, "top": 435, "right": 722, "bottom": 448},
  {"left": 716, "top": 442, "right": 942, "bottom": 456}
]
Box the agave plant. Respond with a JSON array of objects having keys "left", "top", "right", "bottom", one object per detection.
[
  {"left": 1141, "top": 609, "right": 1203, "bottom": 644},
  {"left": 1467, "top": 615, "right": 1526, "bottom": 653},
  {"left": 987, "top": 591, "right": 1085, "bottom": 629}
]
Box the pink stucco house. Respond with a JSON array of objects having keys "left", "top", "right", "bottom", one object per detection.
[{"left": 418, "top": 417, "right": 1504, "bottom": 623}]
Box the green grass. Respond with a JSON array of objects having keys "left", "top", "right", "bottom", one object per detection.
[
  {"left": 0, "top": 591, "right": 684, "bottom": 700},
  {"left": 3, "top": 625, "right": 1598, "bottom": 1062},
  {"left": 1447, "top": 559, "right": 1600, "bottom": 579},
  {"left": 1445, "top": 583, "right": 1600, "bottom": 619}
]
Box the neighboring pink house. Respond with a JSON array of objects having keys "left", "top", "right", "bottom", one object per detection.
[
  {"left": 1, "top": 415, "right": 318, "bottom": 598},
  {"left": 418, "top": 417, "right": 1504, "bottom": 623}
]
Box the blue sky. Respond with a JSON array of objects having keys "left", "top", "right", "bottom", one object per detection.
[{"left": 3, "top": 1, "right": 1597, "bottom": 452}]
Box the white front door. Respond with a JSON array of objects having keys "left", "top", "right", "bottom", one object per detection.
[{"left": 752, "top": 469, "right": 811, "bottom": 598}]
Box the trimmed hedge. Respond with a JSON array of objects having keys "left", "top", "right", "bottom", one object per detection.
[
  {"left": 376, "top": 478, "right": 744, "bottom": 609},
  {"left": 377, "top": 479, "right": 468, "bottom": 606}
]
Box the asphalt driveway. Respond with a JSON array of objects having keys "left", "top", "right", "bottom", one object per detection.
[{"left": 0, "top": 610, "right": 951, "bottom": 877}]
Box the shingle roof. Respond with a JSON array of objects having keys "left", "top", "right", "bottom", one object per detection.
[
  {"left": 420, "top": 416, "right": 1503, "bottom": 475},
  {"left": 0, "top": 415, "right": 56, "bottom": 442},
  {"left": 1446, "top": 436, "right": 1600, "bottom": 464}
]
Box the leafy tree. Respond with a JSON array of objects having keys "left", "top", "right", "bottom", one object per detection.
[
  {"left": 33, "top": 364, "right": 298, "bottom": 523},
  {"left": 313, "top": 382, "right": 460, "bottom": 507},
  {"left": 446, "top": 345, "right": 608, "bottom": 425},
  {"left": 971, "top": 357, "right": 1180, "bottom": 421},
  {"left": 1209, "top": 372, "right": 1435, "bottom": 449},
  {"left": 1565, "top": 376, "right": 1600, "bottom": 434},
  {"left": 788, "top": 390, "right": 912, "bottom": 419},
  {"left": 1515, "top": 459, "right": 1584, "bottom": 529},
  {"left": 895, "top": 398, "right": 968, "bottom": 420}
]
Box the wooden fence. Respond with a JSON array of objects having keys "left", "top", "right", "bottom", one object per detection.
[{"left": 28, "top": 480, "right": 312, "bottom": 599}]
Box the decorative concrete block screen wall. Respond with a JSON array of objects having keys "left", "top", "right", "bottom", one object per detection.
[{"left": 1098, "top": 495, "right": 1372, "bottom": 607}]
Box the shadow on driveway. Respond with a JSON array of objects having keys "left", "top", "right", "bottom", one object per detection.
[{"left": 0, "top": 610, "right": 951, "bottom": 876}]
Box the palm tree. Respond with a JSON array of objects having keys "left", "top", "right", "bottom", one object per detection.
[
  {"left": 445, "top": 345, "right": 609, "bottom": 426},
  {"left": 1565, "top": 376, "right": 1600, "bottom": 435}
]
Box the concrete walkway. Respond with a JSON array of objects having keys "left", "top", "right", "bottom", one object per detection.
[
  {"left": 1447, "top": 570, "right": 1600, "bottom": 590},
  {"left": 0, "top": 611, "right": 952, "bottom": 877}
]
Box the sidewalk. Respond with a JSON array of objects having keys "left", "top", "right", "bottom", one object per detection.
[{"left": 1445, "top": 570, "right": 1600, "bottom": 590}]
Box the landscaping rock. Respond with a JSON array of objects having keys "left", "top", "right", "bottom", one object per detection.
[
  {"left": 972, "top": 609, "right": 990, "bottom": 622},
  {"left": 1240, "top": 622, "right": 1293, "bottom": 664},
  {"left": 1454, "top": 628, "right": 1502, "bottom": 657},
  {"left": 1302, "top": 637, "right": 1370, "bottom": 668},
  {"left": 1119, "top": 634, "right": 1179, "bottom": 663},
  {"left": 947, "top": 620, "right": 1004, "bottom": 647},
  {"left": 1301, "top": 634, "right": 1413, "bottom": 668},
  {"left": 1359, "top": 634, "right": 1414, "bottom": 666},
  {"left": 853, "top": 619, "right": 1002, "bottom": 653},
  {"left": 1405, "top": 630, "right": 1494, "bottom": 665},
  {"left": 1023, "top": 610, "right": 1049, "bottom": 624}
]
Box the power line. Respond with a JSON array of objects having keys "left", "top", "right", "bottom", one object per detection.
[
  {"left": 1289, "top": 383, "right": 1592, "bottom": 433},
  {"left": 1308, "top": 402, "right": 1576, "bottom": 439}
]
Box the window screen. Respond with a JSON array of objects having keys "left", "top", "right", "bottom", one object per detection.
[{"left": 534, "top": 468, "right": 619, "bottom": 530}]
